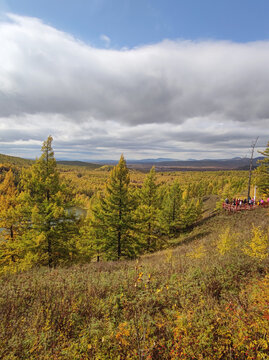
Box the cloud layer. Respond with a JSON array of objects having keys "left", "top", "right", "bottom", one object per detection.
[{"left": 0, "top": 13, "right": 268, "bottom": 160}]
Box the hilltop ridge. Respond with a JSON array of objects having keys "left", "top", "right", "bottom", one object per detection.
[{"left": 0, "top": 152, "right": 264, "bottom": 172}]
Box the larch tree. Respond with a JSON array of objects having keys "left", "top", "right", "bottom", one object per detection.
[
  {"left": 134, "top": 166, "right": 161, "bottom": 252},
  {"left": 91, "top": 155, "right": 135, "bottom": 260},
  {"left": 82, "top": 193, "right": 105, "bottom": 262},
  {"left": 0, "top": 169, "right": 21, "bottom": 268},
  {"left": 161, "top": 180, "right": 183, "bottom": 234},
  {"left": 21, "top": 136, "right": 78, "bottom": 268},
  {"left": 181, "top": 198, "right": 202, "bottom": 230}
]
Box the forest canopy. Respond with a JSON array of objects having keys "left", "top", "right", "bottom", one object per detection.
[{"left": 0, "top": 137, "right": 268, "bottom": 273}]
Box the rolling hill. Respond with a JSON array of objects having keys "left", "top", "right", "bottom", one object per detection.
[
  {"left": 0, "top": 154, "right": 100, "bottom": 169},
  {"left": 0, "top": 152, "right": 263, "bottom": 172},
  {"left": 0, "top": 153, "right": 33, "bottom": 166}
]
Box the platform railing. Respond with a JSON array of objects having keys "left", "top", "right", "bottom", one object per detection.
[{"left": 222, "top": 202, "right": 269, "bottom": 211}]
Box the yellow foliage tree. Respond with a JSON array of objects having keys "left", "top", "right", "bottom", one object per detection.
[
  {"left": 217, "top": 227, "right": 239, "bottom": 255},
  {"left": 188, "top": 243, "right": 206, "bottom": 259},
  {"left": 0, "top": 169, "right": 21, "bottom": 267},
  {"left": 244, "top": 225, "right": 268, "bottom": 261}
]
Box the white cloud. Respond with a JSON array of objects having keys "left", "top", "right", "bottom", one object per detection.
[
  {"left": 0, "top": 13, "right": 268, "bottom": 160},
  {"left": 100, "top": 34, "right": 111, "bottom": 47}
]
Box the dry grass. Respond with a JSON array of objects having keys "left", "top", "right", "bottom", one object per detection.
[{"left": 0, "top": 206, "right": 268, "bottom": 359}]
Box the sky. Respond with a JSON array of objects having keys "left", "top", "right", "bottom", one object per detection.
[{"left": 0, "top": 1, "right": 269, "bottom": 160}]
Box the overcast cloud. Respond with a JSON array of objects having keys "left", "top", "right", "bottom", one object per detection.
[{"left": 0, "top": 13, "right": 268, "bottom": 160}]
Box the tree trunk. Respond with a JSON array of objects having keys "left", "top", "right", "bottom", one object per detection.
[
  {"left": 10, "top": 225, "right": 15, "bottom": 262},
  {"left": 118, "top": 189, "right": 122, "bottom": 260},
  {"left": 48, "top": 236, "right": 52, "bottom": 268},
  {"left": 117, "top": 230, "right": 121, "bottom": 260},
  {"left": 147, "top": 222, "right": 151, "bottom": 251},
  {"left": 172, "top": 199, "right": 176, "bottom": 221}
]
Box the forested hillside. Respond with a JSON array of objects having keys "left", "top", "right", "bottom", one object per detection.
[
  {"left": 0, "top": 137, "right": 268, "bottom": 359},
  {"left": 57, "top": 160, "right": 101, "bottom": 169},
  {"left": 0, "top": 137, "right": 258, "bottom": 269},
  {"left": 0, "top": 153, "right": 33, "bottom": 167}
]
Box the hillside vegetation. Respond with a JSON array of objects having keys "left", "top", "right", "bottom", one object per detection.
[
  {"left": 0, "top": 153, "right": 101, "bottom": 169},
  {"left": 57, "top": 160, "right": 101, "bottom": 169},
  {"left": 0, "top": 207, "right": 268, "bottom": 359},
  {"left": 0, "top": 138, "right": 268, "bottom": 359},
  {"left": 0, "top": 153, "right": 33, "bottom": 167}
]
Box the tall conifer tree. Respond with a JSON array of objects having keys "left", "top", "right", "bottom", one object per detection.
[
  {"left": 0, "top": 170, "right": 21, "bottom": 267},
  {"left": 21, "top": 136, "right": 78, "bottom": 267},
  {"left": 181, "top": 199, "right": 202, "bottom": 229},
  {"left": 134, "top": 167, "right": 161, "bottom": 252},
  {"left": 91, "top": 155, "right": 135, "bottom": 260},
  {"left": 161, "top": 180, "right": 183, "bottom": 234},
  {"left": 83, "top": 194, "right": 105, "bottom": 262}
]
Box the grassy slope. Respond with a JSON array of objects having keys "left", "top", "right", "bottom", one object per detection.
[
  {"left": 0, "top": 153, "right": 101, "bottom": 170},
  {"left": 0, "top": 205, "right": 268, "bottom": 359},
  {"left": 0, "top": 153, "right": 33, "bottom": 166}
]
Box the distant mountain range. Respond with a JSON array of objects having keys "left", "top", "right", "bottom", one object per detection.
[
  {"left": 0, "top": 153, "right": 264, "bottom": 172},
  {"left": 93, "top": 156, "right": 264, "bottom": 171},
  {"left": 127, "top": 157, "right": 264, "bottom": 171},
  {"left": 93, "top": 158, "right": 176, "bottom": 165}
]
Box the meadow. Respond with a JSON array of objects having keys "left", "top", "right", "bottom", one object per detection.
[{"left": 0, "top": 205, "right": 268, "bottom": 359}]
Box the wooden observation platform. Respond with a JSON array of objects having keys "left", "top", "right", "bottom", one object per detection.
[{"left": 222, "top": 202, "right": 269, "bottom": 212}]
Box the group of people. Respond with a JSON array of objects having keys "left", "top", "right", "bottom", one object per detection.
[{"left": 224, "top": 197, "right": 269, "bottom": 207}]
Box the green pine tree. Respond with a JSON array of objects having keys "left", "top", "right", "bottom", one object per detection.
[
  {"left": 91, "top": 155, "right": 135, "bottom": 260},
  {"left": 82, "top": 193, "right": 105, "bottom": 262},
  {"left": 0, "top": 170, "right": 21, "bottom": 269},
  {"left": 161, "top": 180, "right": 183, "bottom": 234},
  {"left": 134, "top": 167, "right": 161, "bottom": 252},
  {"left": 181, "top": 199, "right": 200, "bottom": 229},
  {"left": 20, "top": 136, "right": 78, "bottom": 268}
]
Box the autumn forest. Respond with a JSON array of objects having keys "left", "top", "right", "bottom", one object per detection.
[{"left": 0, "top": 137, "right": 269, "bottom": 359}]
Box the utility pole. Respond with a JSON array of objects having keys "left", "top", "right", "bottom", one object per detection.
[{"left": 247, "top": 137, "right": 259, "bottom": 200}]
